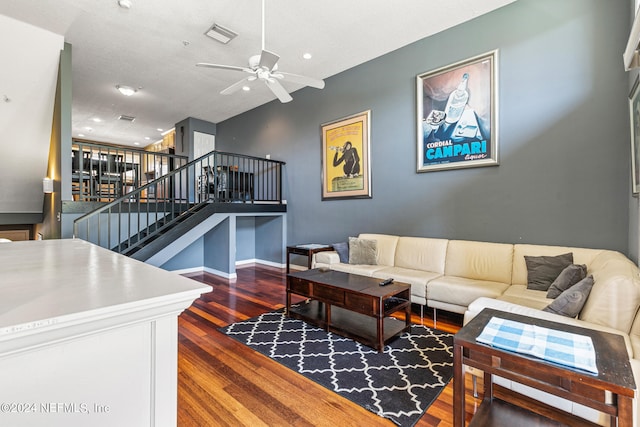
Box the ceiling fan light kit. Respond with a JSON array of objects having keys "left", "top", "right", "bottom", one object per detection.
[
  {"left": 116, "top": 85, "right": 137, "bottom": 96},
  {"left": 196, "top": 0, "right": 324, "bottom": 103},
  {"left": 117, "top": 0, "right": 132, "bottom": 10}
]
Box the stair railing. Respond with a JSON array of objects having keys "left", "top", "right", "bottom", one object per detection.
[{"left": 73, "top": 150, "right": 286, "bottom": 253}]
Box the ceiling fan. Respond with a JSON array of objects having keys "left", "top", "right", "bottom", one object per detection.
[{"left": 196, "top": 0, "right": 325, "bottom": 103}]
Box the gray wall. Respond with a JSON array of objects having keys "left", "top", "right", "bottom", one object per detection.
[
  {"left": 174, "top": 117, "right": 217, "bottom": 160},
  {"left": 215, "top": 0, "right": 632, "bottom": 255}
]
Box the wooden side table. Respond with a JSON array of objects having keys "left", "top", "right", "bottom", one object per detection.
[
  {"left": 453, "top": 308, "right": 635, "bottom": 427},
  {"left": 286, "top": 244, "right": 334, "bottom": 273}
]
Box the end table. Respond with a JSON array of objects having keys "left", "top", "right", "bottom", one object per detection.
[{"left": 286, "top": 244, "right": 334, "bottom": 273}]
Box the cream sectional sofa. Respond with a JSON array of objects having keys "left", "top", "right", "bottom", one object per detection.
[{"left": 314, "top": 233, "right": 640, "bottom": 425}]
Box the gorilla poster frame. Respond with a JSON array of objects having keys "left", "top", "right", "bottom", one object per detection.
[
  {"left": 416, "top": 50, "right": 499, "bottom": 172},
  {"left": 321, "top": 110, "right": 371, "bottom": 200}
]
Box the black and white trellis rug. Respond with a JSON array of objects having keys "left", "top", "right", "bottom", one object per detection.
[{"left": 220, "top": 309, "right": 454, "bottom": 427}]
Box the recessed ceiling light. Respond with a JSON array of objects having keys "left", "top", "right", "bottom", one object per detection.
[
  {"left": 116, "top": 85, "right": 137, "bottom": 96},
  {"left": 92, "top": 117, "right": 102, "bottom": 123},
  {"left": 303, "top": 53, "right": 312, "bottom": 60},
  {"left": 157, "top": 128, "right": 163, "bottom": 132},
  {"left": 144, "top": 137, "right": 150, "bottom": 140},
  {"left": 205, "top": 23, "right": 238, "bottom": 44},
  {"left": 242, "top": 86, "right": 251, "bottom": 91},
  {"left": 118, "top": 0, "right": 132, "bottom": 9},
  {"left": 78, "top": 133, "right": 85, "bottom": 137},
  {"left": 133, "top": 142, "right": 140, "bottom": 146}
]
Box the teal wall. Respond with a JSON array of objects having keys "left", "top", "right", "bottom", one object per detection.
[{"left": 215, "top": 0, "right": 632, "bottom": 255}]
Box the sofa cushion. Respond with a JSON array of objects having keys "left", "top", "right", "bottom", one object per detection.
[
  {"left": 373, "top": 267, "right": 442, "bottom": 300},
  {"left": 394, "top": 237, "right": 448, "bottom": 274},
  {"left": 332, "top": 242, "right": 349, "bottom": 263},
  {"left": 542, "top": 275, "right": 594, "bottom": 318},
  {"left": 444, "top": 240, "right": 513, "bottom": 284},
  {"left": 330, "top": 262, "right": 387, "bottom": 277},
  {"left": 499, "top": 285, "right": 554, "bottom": 310},
  {"left": 428, "top": 276, "right": 510, "bottom": 308},
  {"left": 358, "top": 234, "right": 399, "bottom": 266},
  {"left": 348, "top": 237, "right": 377, "bottom": 265},
  {"left": 524, "top": 252, "right": 573, "bottom": 291},
  {"left": 546, "top": 264, "right": 587, "bottom": 299},
  {"left": 512, "top": 244, "right": 602, "bottom": 286}
]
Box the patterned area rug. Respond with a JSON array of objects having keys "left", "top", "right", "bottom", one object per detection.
[{"left": 220, "top": 309, "right": 454, "bottom": 426}]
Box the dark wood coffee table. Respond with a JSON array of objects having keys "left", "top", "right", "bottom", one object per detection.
[
  {"left": 286, "top": 269, "right": 411, "bottom": 352},
  {"left": 454, "top": 308, "right": 636, "bottom": 427}
]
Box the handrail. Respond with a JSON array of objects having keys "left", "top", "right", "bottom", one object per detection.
[
  {"left": 71, "top": 140, "right": 188, "bottom": 202},
  {"left": 73, "top": 150, "right": 285, "bottom": 254}
]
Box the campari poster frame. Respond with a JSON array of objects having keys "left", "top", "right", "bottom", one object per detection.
[
  {"left": 320, "top": 110, "right": 372, "bottom": 200},
  {"left": 416, "top": 50, "right": 499, "bottom": 172}
]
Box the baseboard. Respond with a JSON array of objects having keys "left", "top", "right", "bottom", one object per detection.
[
  {"left": 168, "top": 259, "right": 289, "bottom": 278},
  {"left": 236, "top": 258, "right": 286, "bottom": 269},
  {"left": 203, "top": 266, "right": 237, "bottom": 280},
  {"left": 167, "top": 267, "right": 204, "bottom": 275}
]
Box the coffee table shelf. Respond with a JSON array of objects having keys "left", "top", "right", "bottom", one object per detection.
[{"left": 289, "top": 300, "right": 410, "bottom": 347}]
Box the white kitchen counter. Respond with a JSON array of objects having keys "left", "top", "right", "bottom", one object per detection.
[{"left": 0, "top": 239, "right": 211, "bottom": 427}]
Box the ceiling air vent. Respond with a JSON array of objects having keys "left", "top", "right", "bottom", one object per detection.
[
  {"left": 205, "top": 23, "right": 238, "bottom": 44},
  {"left": 118, "top": 115, "right": 136, "bottom": 122}
]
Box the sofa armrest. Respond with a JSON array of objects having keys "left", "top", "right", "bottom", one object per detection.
[{"left": 313, "top": 251, "right": 340, "bottom": 267}]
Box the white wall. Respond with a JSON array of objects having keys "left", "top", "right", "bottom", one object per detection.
[{"left": 0, "top": 15, "right": 63, "bottom": 214}]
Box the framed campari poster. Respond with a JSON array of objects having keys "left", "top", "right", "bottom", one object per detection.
[{"left": 416, "top": 50, "right": 498, "bottom": 172}]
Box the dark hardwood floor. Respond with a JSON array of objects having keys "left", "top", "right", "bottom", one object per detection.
[{"left": 177, "top": 264, "right": 484, "bottom": 426}]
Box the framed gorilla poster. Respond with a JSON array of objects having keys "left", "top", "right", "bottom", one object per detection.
[{"left": 321, "top": 110, "right": 371, "bottom": 200}]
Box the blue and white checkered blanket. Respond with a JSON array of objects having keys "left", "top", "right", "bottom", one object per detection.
[{"left": 476, "top": 317, "right": 598, "bottom": 374}]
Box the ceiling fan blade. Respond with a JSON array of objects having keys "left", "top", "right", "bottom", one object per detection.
[
  {"left": 259, "top": 50, "right": 280, "bottom": 71},
  {"left": 265, "top": 78, "right": 293, "bottom": 103},
  {"left": 220, "top": 77, "right": 252, "bottom": 95},
  {"left": 277, "top": 72, "right": 325, "bottom": 89},
  {"left": 196, "top": 62, "right": 250, "bottom": 73}
]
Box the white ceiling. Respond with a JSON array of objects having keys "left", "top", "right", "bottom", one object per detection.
[{"left": 0, "top": 0, "right": 517, "bottom": 148}]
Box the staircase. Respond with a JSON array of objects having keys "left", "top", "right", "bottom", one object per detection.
[{"left": 73, "top": 150, "right": 286, "bottom": 262}]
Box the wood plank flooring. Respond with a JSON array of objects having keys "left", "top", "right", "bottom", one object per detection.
[{"left": 177, "top": 264, "right": 484, "bottom": 426}]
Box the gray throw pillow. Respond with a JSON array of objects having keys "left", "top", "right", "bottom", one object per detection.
[
  {"left": 332, "top": 241, "right": 349, "bottom": 263},
  {"left": 546, "top": 264, "right": 587, "bottom": 299},
  {"left": 525, "top": 252, "right": 574, "bottom": 291},
  {"left": 348, "top": 237, "right": 377, "bottom": 265},
  {"left": 542, "top": 275, "right": 594, "bottom": 318}
]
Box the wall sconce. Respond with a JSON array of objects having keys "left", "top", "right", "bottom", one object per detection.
[{"left": 43, "top": 177, "right": 53, "bottom": 194}]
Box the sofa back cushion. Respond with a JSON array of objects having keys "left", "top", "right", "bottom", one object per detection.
[
  {"left": 394, "top": 237, "right": 448, "bottom": 273},
  {"left": 581, "top": 250, "right": 640, "bottom": 333},
  {"left": 445, "top": 240, "right": 513, "bottom": 283},
  {"left": 358, "top": 234, "right": 399, "bottom": 266},
  {"left": 512, "top": 244, "right": 601, "bottom": 286}
]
